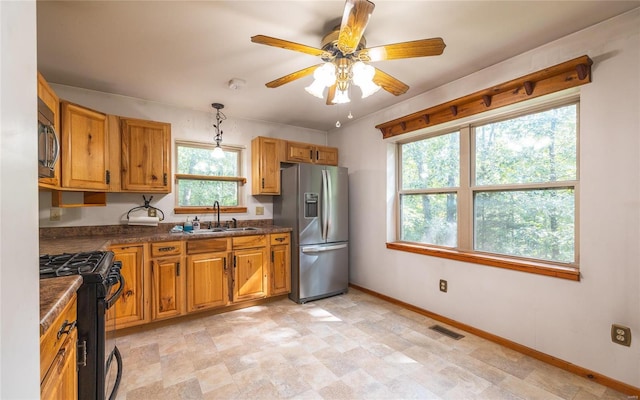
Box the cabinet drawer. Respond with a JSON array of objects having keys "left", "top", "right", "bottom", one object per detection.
[
  {"left": 187, "top": 238, "right": 229, "bottom": 255},
  {"left": 232, "top": 235, "right": 267, "bottom": 249},
  {"left": 270, "top": 233, "right": 290, "bottom": 246},
  {"left": 150, "top": 241, "right": 183, "bottom": 257},
  {"left": 41, "top": 294, "right": 77, "bottom": 382}
]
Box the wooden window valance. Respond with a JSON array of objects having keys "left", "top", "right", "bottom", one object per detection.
[{"left": 376, "top": 55, "right": 593, "bottom": 139}]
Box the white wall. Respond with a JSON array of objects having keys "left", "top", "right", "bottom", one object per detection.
[
  {"left": 0, "top": 1, "right": 41, "bottom": 398},
  {"left": 330, "top": 9, "right": 640, "bottom": 388},
  {"left": 38, "top": 86, "right": 327, "bottom": 227}
]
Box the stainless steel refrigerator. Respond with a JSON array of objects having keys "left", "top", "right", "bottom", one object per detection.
[{"left": 274, "top": 163, "right": 349, "bottom": 304}]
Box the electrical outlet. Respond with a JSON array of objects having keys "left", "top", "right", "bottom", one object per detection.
[
  {"left": 611, "top": 324, "right": 631, "bottom": 346},
  {"left": 256, "top": 206, "right": 264, "bottom": 215},
  {"left": 439, "top": 279, "right": 448, "bottom": 292},
  {"left": 49, "top": 208, "right": 61, "bottom": 221}
]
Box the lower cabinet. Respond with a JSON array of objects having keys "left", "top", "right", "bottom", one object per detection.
[
  {"left": 270, "top": 233, "right": 291, "bottom": 296},
  {"left": 149, "top": 241, "right": 185, "bottom": 321},
  {"left": 186, "top": 238, "right": 230, "bottom": 312},
  {"left": 107, "top": 244, "right": 146, "bottom": 329},
  {"left": 232, "top": 235, "right": 269, "bottom": 302},
  {"left": 41, "top": 294, "right": 78, "bottom": 400},
  {"left": 112, "top": 233, "right": 290, "bottom": 330}
]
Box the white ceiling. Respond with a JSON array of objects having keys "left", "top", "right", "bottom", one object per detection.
[{"left": 37, "top": 1, "right": 639, "bottom": 132}]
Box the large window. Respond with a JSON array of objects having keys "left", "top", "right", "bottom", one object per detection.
[
  {"left": 398, "top": 101, "right": 578, "bottom": 267},
  {"left": 175, "top": 141, "right": 246, "bottom": 212}
]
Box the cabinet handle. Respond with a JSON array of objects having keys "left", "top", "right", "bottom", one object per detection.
[
  {"left": 223, "top": 257, "right": 227, "bottom": 272},
  {"left": 316, "top": 150, "right": 319, "bottom": 160},
  {"left": 77, "top": 340, "right": 87, "bottom": 367},
  {"left": 158, "top": 246, "right": 176, "bottom": 252},
  {"left": 163, "top": 173, "right": 168, "bottom": 186},
  {"left": 275, "top": 237, "right": 285, "bottom": 242},
  {"left": 233, "top": 256, "right": 236, "bottom": 268},
  {"left": 57, "top": 319, "right": 76, "bottom": 339},
  {"left": 106, "top": 170, "right": 111, "bottom": 184},
  {"left": 261, "top": 178, "right": 264, "bottom": 189},
  {"left": 271, "top": 251, "right": 274, "bottom": 263},
  {"left": 176, "top": 262, "right": 180, "bottom": 276}
]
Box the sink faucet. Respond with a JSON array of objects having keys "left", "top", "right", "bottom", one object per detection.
[
  {"left": 212, "top": 201, "right": 220, "bottom": 228},
  {"left": 232, "top": 218, "right": 237, "bottom": 228}
]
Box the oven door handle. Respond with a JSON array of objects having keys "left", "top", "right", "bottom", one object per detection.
[
  {"left": 105, "top": 273, "right": 125, "bottom": 309},
  {"left": 107, "top": 346, "right": 123, "bottom": 400}
]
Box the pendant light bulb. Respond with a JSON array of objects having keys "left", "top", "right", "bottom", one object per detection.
[
  {"left": 336, "top": 120, "right": 341, "bottom": 128},
  {"left": 348, "top": 111, "right": 353, "bottom": 119}
]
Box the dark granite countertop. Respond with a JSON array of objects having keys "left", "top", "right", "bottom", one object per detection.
[
  {"left": 39, "top": 225, "right": 293, "bottom": 333},
  {"left": 40, "top": 275, "right": 82, "bottom": 336},
  {"left": 39, "top": 225, "right": 292, "bottom": 254}
]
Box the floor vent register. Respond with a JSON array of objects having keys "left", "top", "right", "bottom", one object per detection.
[{"left": 429, "top": 324, "right": 465, "bottom": 340}]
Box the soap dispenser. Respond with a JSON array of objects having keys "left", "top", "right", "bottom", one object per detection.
[
  {"left": 184, "top": 217, "right": 193, "bottom": 232},
  {"left": 192, "top": 216, "right": 200, "bottom": 231}
]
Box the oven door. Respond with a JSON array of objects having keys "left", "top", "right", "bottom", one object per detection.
[{"left": 104, "top": 273, "right": 124, "bottom": 400}]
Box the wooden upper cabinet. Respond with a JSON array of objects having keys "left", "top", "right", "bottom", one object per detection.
[
  {"left": 37, "top": 72, "right": 61, "bottom": 189},
  {"left": 60, "top": 101, "right": 110, "bottom": 190},
  {"left": 315, "top": 145, "right": 338, "bottom": 166},
  {"left": 120, "top": 118, "right": 171, "bottom": 193},
  {"left": 251, "top": 136, "right": 282, "bottom": 195},
  {"left": 286, "top": 140, "right": 338, "bottom": 165}
]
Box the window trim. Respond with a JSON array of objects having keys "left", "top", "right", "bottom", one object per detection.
[
  {"left": 391, "top": 97, "right": 580, "bottom": 280},
  {"left": 174, "top": 140, "right": 247, "bottom": 214}
]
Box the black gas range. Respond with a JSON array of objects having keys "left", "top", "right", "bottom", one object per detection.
[{"left": 40, "top": 251, "right": 124, "bottom": 400}]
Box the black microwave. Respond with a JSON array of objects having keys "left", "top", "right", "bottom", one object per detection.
[{"left": 38, "top": 98, "right": 59, "bottom": 178}]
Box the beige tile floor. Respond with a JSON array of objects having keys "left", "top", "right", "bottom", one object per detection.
[{"left": 114, "top": 289, "right": 630, "bottom": 399}]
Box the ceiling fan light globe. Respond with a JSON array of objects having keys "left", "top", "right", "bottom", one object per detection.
[
  {"left": 317, "top": 62, "right": 337, "bottom": 87},
  {"left": 358, "top": 81, "right": 381, "bottom": 98},
  {"left": 332, "top": 89, "right": 351, "bottom": 104},
  {"left": 305, "top": 79, "right": 326, "bottom": 99}
]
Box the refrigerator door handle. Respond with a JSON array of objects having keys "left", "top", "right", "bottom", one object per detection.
[
  {"left": 301, "top": 243, "right": 348, "bottom": 253},
  {"left": 321, "top": 169, "right": 330, "bottom": 241}
]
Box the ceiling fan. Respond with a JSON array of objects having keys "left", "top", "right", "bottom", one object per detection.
[{"left": 251, "top": 0, "right": 446, "bottom": 105}]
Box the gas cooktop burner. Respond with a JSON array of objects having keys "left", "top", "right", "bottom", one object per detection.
[{"left": 39, "top": 251, "right": 109, "bottom": 278}]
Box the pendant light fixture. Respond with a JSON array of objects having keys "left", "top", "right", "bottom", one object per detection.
[{"left": 212, "top": 103, "right": 226, "bottom": 158}]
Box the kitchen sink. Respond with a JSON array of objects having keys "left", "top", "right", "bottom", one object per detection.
[
  {"left": 187, "top": 228, "right": 226, "bottom": 234},
  {"left": 224, "top": 227, "right": 258, "bottom": 231}
]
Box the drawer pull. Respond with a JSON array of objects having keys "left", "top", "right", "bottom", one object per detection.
[
  {"left": 275, "top": 237, "right": 286, "bottom": 242},
  {"left": 158, "top": 246, "right": 176, "bottom": 252},
  {"left": 57, "top": 319, "right": 76, "bottom": 339}
]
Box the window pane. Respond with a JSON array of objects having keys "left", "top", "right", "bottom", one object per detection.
[
  {"left": 177, "top": 179, "right": 238, "bottom": 207},
  {"left": 474, "top": 189, "right": 574, "bottom": 263},
  {"left": 400, "top": 193, "right": 457, "bottom": 247},
  {"left": 401, "top": 132, "right": 459, "bottom": 190},
  {"left": 177, "top": 145, "right": 238, "bottom": 176},
  {"left": 475, "top": 104, "right": 577, "bottom": 186}
]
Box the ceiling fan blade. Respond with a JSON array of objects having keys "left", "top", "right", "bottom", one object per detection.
[
  {"left": 337, "top": 0, "right": 375, "bottom": 55},
  {"left": 326, "top": 85, "right": 337, "bottom": 105},
  {"left": 373, "top": 68, "right": 409, "bottom": 96},
  {"left": 265, "top": 64, "right": 322, "bottom": 88},
  {"left": 251, "top": 35, "right": 325, "bottom": 57},
  {"left": 360, "top": 38, "right": 446, "bottom": 62}
]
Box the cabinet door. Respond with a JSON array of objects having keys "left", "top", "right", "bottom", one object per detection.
[
  {"left": 251, "top": 137, "right": 281, "bottom": 195},
  {"left": 151, "top": 256, "right": 184, "bottom": 320},
  {"left": 121, "top": 118, "right": 171, "bottom": 193},
  {"left": 61, "top": 101, "right": 110, "bottom": 190},
  {"left": 37, "top": 72, "right": 61, "bottom": 188},
  {"left": 108, "top": 245, "right": 145, "bottom": 329},
  {"left": 186, "top": 252, "right": 229, "bottom": 312},
  {"left": 40, "top": 329, "right": 77, "bottom": 400},
  {"left": 270, "top": 244, "right": 291, "bottom": 296},
  {"left": 286, "top": 141, "right": 314, "bottom": 163},
  {"left": 233, "top": 248, "right": 268, "bottom": 302},
  {"left": 315, "top": 146, "right": 339, "bottom": 166}
]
